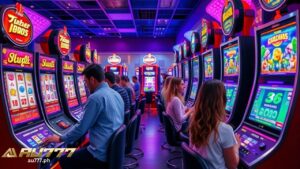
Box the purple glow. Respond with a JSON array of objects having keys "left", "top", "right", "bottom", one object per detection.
[
  {"left": 206, "top": 0, "right": 255, "bottom": 22},
  {"left": 118, "top": 28, "right": 136, "bottom": 33},
  {"left": 24, "top": 7, "right": 51, "bottom": 41},
  {"left": 107, "top": 13, "right": 132, "bottom": 20}
]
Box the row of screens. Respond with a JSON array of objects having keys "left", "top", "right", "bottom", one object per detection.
[{"left": 5, "top": 71, "right": 88, "bottom": 127}]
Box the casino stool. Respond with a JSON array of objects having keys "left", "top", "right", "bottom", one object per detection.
[
  {"left": 181, "top": 142, "right": 209, "bottom": 169},
  {"left": 138, "top": 98, "right": 146, "bottom": 115},
  {"left": 124, "top": 110, "right": 131, "bottom": 125},
  {"left": 163, "top": 112, "right": 183, "bottom": 169},
  {"left": 123, "top": 114, "right": 139, "bottom": 169},
  {"left": 135, "top": 99, "right": 140, "bottom": 111},
  {"left": 130, "top": 103, "right": 136, "bottom": 118},
  {"left": 107, "top": 125, "right": 126, "bottom": 169},
  {"left": 131, "top": 110, "right": 144, "bottom": 158}
]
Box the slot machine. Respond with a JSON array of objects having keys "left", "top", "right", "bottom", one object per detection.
[
  {"left": 74, "top": 43, "right": 92, "bottom": 110},
  {"left": 91, "top": 49, "right": 100, "bottom": 64},
  {"left": 38, "top": 27, "right": 77, "bottom": 133},
  {"left": 235, "top": 10, "right": 300, "bottom": 169},
  {"left": 177, "top": 45, "right": 183, "bottom": 78},
  {"left": 140, "top": 65, "right": 160, "bottom": 95},
  {"left": 186, "top": 32, "right": 202, "bottom": 107},
  {"left": 181, "top": 41, "right": 192, "bottom": 101},
  {"left": 200, "top": 19, "right": 222, "bottom": 82},
  {"left": 220, "top": 0, "right": 255, "bottom": 128},
  {"left": 0, "top": 5, "right": 63, "bottom": 167},
  {"left": 105, "top": 53, "right": 123, "bottom": 75}
]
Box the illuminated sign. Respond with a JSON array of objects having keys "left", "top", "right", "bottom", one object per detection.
[
  {"left": 108, "top": 54, "right": 121, "bottom": 65},
  {"left": 145, "top": 66, "right": 154, "bottom": 71},
  {"left": 57, "top": 26, "right": 71, "bottom": 56},
  {"left": 2, "top": 48, "right": 33, "bottom": 68},
  {"left": 267, "top": 33, "right": 288, "bottom": 47},
  {"left": 201, "top": 19, "right": 209, "bottom": 48},
  {"left": 222, "top": 0, "right": 234, "bottom": 36},
  {"left": 259, "top": 0, "right": 286, "bottom": 12},
  {"left": 191, "top": 32, "right": 199, "bottom": 54},
  {"left": 1, "top": 3, "right": 33, "bottom": 46},
  {"left": 63, "top": 61, "right": 74, "bottom": 72},
  {"left": 143, "top": 53, "right": 157, "bottom": 65},
  {"left": 77, "top": 63, "right": 85, "bottom": 73},
  {"left": 39, "top": 56, "right": 56, "bottom": 71},
  {"left": 1, "top": 148, "right": 76, "bottom": 158},
  {"left": 85, "top": 43, "right": 92, "bottom": 63}
]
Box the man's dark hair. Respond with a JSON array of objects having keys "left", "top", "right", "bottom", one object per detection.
[
  {"left": 121, "top": 75, "right": 129, "bottom": 82},
  {"left": 115, "top": 74, "right": 121, "bottom": 83},
  {"left": 82, "top": 64, "right": 104, "bottom": 82},
  {"left": 132, "top": 76, "right": 138, "bottom": 80},
  {"left": 105, "top": 71, "right": 116, "bottom": 84}
]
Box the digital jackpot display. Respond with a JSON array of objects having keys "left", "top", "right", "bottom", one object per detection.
[
  {"left": 190, "top": 58, "right": 200, "bottom": 100},
  {"left": 144, "top": 76, "right": 155, "bottom": 92},
  {"left": 77, "top": 75, "right": 87, "bottom": 104},
  {"left": 4, "top": 72, "right": 39, "bottom": 126},
  {"left": 223, "top": 43, "right": 240, "bottom": 76},
  {"left": 225, "top": 83, "right": 238, "bottom": 112},
  {"left": 260, "top": 22, "right": 297, "bottom": 75},
  {"left": 248, "top": 86, "right": 292, "bottom": 130},
  {"left": 40, "top": 74, "right": 60, "bottom": 115},
  {"left": 63, "top": 75, "right": 79, "bottom": 108},
  {"left": 204, "top": 53, "right": 214, "bottom": 79}
]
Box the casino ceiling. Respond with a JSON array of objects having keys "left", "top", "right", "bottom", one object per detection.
[{"left": 16, "top": 0, "right": 202, "bottom": 38}]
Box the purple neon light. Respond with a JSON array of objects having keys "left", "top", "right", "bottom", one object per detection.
[
  {"left": 206, "top": 0, "right": 255, "bottom": 22},
  {"left": 107, "top": 13, "right": 132, "bottom": 20},
  {"left": 117, "top": 28, "right": 136, "bottom": 33},
  {"left": 24, "top": 7, "right": 51, "bottom": 41}
]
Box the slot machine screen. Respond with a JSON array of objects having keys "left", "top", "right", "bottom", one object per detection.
[
  {"left": 203, "top": 52, "right": 214, "bottom": 79},
  {"left": 4, "top": 72, "right": 40, "bottom": 127},
  {"left": 248, "top": 85, "right": 292, "bottom": 131},
  {"left": 225, "top": 83, "right": 238, "bottom": 112},
  {"left": 189, "top": 58, "right": 200, "bottom": 100},
  {"left": 40, "top": 74, "right": 61, "bottom": 115},
  {"left": 223, "top": 42, "right": 240, "bottom": 76},
  {"left": 63, "top": 75, "right": 79, "bottom": 108},
  {"left": 110, "top": 67, "right": 119, "bottom": 75},
  {"left": 77, "top": 75, "right": 88, "bottom": 104},
  {"left": 260, "top": 21, "right": 297, "bottom": 75},
  {"left": 144, "top": 76, "right": 155, "bottom": 92},
  {"left": 184, "top": 62, "right": 189, "bottom": 80}
]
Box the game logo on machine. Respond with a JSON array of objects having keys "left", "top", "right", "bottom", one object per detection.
[
  {"left": 259, "top": 0, "right": 286, "bottom": 12},
  {"left": 108, "top": 53, "right": 121, "bottom": 65},
  {"left": 183, "top": 40, "right": 191, "bottom": 58},
  {"left": 74, "top": 43, "right": 92, "bottom": 63},
  {"left": 203, "top": 52, "right": 214, "bottom": 79},
  {"left": 62, "top": 60, "right": 74, "bottom": 73},
  {"left": 221, "top": 0, "right": 244, "bottom": 36},
  {"left": 223, "top": 42, "right": 240, "bottom": 76},
  {"left": 191, "top": 32, "right": 200, "bottom": 54},
  {"left": 2, "top": 47, "right": 33, "bottom": 69},
  {"left": 0, "top": 3, "right": 33, "bottom": 47},
  {"left": 201, "top": 19, "right": 213, "bottom": 48},
  {"left": 143, "top": 53, "right": 157, "bottom": 65},
  {"left": 57, "top": 27, "right": 71, "bottom": 56},
  {"left": 92, "top": 49, "right": 99, "bottom": 64},
  {"left": 39, "top": 55, "right": 56, "bottom": 71},
  {"left": 77, "top": 63, "right": 85, "bottom": 74},
  {"left": 260, "top": 20, "right": 297, "bottom": 75}
]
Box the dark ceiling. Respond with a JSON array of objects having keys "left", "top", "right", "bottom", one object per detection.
[{"left": 17, "top": 0, "right": 201, "bottom": 38}]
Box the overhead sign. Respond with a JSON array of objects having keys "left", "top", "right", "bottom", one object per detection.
[
  {"left": 57, "top": 26, "right": 71, "bottom": 56},
  {"left": 259, "top": 0, "right": 286, "bottom": 12},
  {"left": 108, "top": 54, "right": 121, "bottom": 65},
  {"left": 143, "top": 53, "right": 157, "bottom": 65},
  {"left": 221, "top": 0, "right": 244, "bottom": 36},
  {"left": 201, "top": 19, "right": 211, "bottom": 48},
  {"left": 1, "top": 3, "right": 33, "bottom": 47},
  {"left": 85, "top": 42, "right": 92, "bottom": 63}
]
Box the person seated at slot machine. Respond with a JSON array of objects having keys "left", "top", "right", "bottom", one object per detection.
[
  {"left": 43, "top": 64, "right": 124, "bottom": 169},
  {"left": 189, "top": 80, "right": 240, "bottom": 169},
  {"left": 105, "top": 71, "right": 131, "bottom": 112},
  {"left": 165, "top": 77, "right": 191, "bottom": 132},
  {"left": 132, "top": 76, "right": 140, "bottom": 100},
  {"left": 120, "top": 75, "right": 136, "bottom": 104},
  {"left": 161, "top": 76, "right": 173, "bottom": 108}
]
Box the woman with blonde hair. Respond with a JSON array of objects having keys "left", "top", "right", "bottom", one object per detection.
[
  {"left": 189, "top": 80, "right": 240, "bottom": 169},
  {"left": 160, "top": 76, "right": 173, "bottom": 107},
  {"left": 165, "top": 77, "right": 191, "bottom": 132}
]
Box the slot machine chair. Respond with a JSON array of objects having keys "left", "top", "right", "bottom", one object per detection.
[
  {"left": 145, "top": 92, "right": 154, "bottom": 113},
  {"left": 131, "top": 110, "right": 144, "bottom": 158},
  {"left": 163, "top": 113, "right": 183, "bottom": 168},
  {"left": 181, "top": 142, "right": 209, "bottom": 169},
  {"left": 124, "top": 110, "right": 131, "bottom": 125}
]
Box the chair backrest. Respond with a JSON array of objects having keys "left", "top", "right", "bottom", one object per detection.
[
  {"left": 124, "top": 110, "right": 131, "bottom": 125},
  {"left": 135, "top": 110, "right": 141, "bottom": 140},
  {"left": 145, "top": 92, "right": 153, "bottom": 103},
  {"left": 125, "top": 114, "right": 138, "bottom": 154},
  {"left": 130, "top": 103, "right": 136, "bottom": 118},
  {"left": 138, "top": 98, "right": 146, "bottom": 114},
  {"left": 163, "top": 112, "right": 180, "bottom": 146},
  {"left": 157, "top": 102, "right": 164, "bottom": 124},
  {"left": 181, "top": 142, "right": 210, "bottom": 169},
  {"left": 107, "top": 124, "right": 126, "bottom": 169}
]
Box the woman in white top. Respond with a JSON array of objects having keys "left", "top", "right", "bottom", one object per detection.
[
  {"left": 165, "top": 77, "right": 191, "bottom": 132},
  {"left": 189, "top": 80, "right": 241, "bottom": 169},
  {"left": 161, "top": 76, "right": 173, "bottom": 108}
]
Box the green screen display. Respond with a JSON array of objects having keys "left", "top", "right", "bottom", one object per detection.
[
  {"left": 225, "top": 83, "right": 238, "bottom": 112},
  {"left": 248, "top": 86, "right": 292, "bottom": 130}
]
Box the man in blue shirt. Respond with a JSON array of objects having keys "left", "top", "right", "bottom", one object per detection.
[
  {"left": 132, "top": 76, "right": 140, "bottom": 100},
  {"left": 43, "top": 64, "right": 124, "bottom": 169}
]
